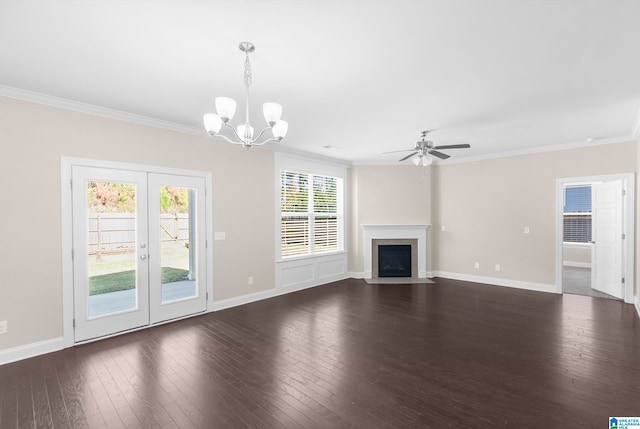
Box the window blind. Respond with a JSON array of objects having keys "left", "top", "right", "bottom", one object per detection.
[{"left": 280, "top": 170, "right": 342, "bottom": 257}]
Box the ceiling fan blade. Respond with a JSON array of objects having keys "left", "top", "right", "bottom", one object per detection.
[
  {"left": 433, "top": 144, "right": 471, "bottom": 150},
  {"left": 383, "top": 149, "right": 416, "bottom": 154},
  {"left": 399, "top": 152, "right": 418, "bottom": 161},
  {"left": 428, "top": 150, "right": 450, "bottom": 159}
]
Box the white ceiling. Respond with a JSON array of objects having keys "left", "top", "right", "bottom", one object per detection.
[{"left": 1, "top": 0, "right": 640, "bottom": 164}]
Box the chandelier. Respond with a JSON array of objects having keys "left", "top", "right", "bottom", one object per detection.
[{"left": 203, "top": 42, "right": 288, "bottom": 148}]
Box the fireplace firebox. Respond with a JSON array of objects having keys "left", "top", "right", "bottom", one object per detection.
[{"left": 377, "top": 244, "right": 412, "bottom": 277}]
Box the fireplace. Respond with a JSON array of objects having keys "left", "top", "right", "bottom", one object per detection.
[
  {"left": 372, "top": 238, "right": 418, "bottom": 278},
  {"left": 362, "top": 224, "right": 430, "bottom": 279},
  {"left": 378, "top": 244, "right": 412, "bottom": 277}
]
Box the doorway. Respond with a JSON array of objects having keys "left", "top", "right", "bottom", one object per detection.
[
  {"left": 556, "top": 173, "right": 635, "bottom": 303},
  {"left": 62, "top": 159, "right": 212, "bottom": 344}
]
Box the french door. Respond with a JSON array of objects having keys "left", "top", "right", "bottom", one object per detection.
[{"left": 72, "top": 166, "right": 206, "bottom": 342}]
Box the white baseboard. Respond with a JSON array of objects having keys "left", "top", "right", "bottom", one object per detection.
[
  {"left": 2, "top": 277, "right": 630, "bottom": 365},
  {"left": 563, "top": 262, "right": 592, "bottom": 268},
  {"left": 212, "top": 273, "right": 350, "bottom": 312},
  {"left": 0, "top": 337, "right": 65, "bottom": 366},
  {"left": 1, "top": 274, "right": 352, "bottom": 366},
  {"left": 433, "top": 271, "right": 558, "bottom": 294},
  {"left": 635, "top": 296, "right": 640, "bottom": 320}
]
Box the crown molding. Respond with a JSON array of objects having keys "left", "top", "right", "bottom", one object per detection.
[
  {"left": 269, "top": 142, "right": 352, "bottom": 168},
  {"left": 0, "top": 84, "right": 206, "bottom": 137},
  {"left": 413, "top": 134, "right": 636, "bottom": 167},
  {"left": 352, "top": 134, "right": 636, "bottom": 167},
  {"left": 2, "top": 84, "right": 638, "bottom": 165},
  {"left": 0, "top": 84, "right": 352, "bottom": 166}
]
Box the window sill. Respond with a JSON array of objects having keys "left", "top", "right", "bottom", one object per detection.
[
  {"left": 563, "top": 242, "right": 592, "bottom": 247},
  {"left": 277, "top": 250, "right": 347, "bottom": 264}
]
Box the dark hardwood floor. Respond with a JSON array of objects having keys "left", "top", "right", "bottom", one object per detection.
[{"left": 1, "top": 277, "right": 640, "bottom": 428}]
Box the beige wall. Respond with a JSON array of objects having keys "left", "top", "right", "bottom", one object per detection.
[
  {"left": 2, "top": 95, "right": 638, "bottom": 354},
  {"left": 349, "top": 165, "right": 431, "bottom": 273},
  {"left": 0, "top": 97, "right": 275, "bottom": 350},
  {"left": 432, "top": 142, "right": 637, "bottom": 285}
]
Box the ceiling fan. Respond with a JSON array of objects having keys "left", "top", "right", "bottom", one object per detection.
[{"left": 387, "top": 130, "right": 471, "bottom": 166}]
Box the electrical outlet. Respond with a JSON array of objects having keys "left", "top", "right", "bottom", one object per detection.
[
  {"left": 0, "top": 320, "right": 7, "bottom": 335},
  {"left": 441, "top": 225, "right": 446, "bottom": 232},
  {"left": 474, "top": 262, "right": 480, "bottom": 269},
  {"left": 248, "top": 276, "right": 254, "bottom": 285},
  {"left": 495, "top": 264, "right": 501, "bottom": 271},
  {"left": 524, "top": 226, "right": 530, "bottom": 234}
]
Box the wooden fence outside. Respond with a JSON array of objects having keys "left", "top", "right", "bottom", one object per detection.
[{"left": 88, "top": 212, "right": 189, "bottom": 259}]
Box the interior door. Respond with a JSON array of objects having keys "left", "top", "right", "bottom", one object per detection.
[
  {"left": 72, "top": 166, "right": 150, "bottom": 342},
  {"left": 591, "top": 180, "right": 624, "bottom": 299},
  {"left": 148, "top": 173, "right": 207, "bottom": 323}
]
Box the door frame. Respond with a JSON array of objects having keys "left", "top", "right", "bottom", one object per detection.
[
  {"left": 555, "top": 173, "right": 635, "bottom": 303},
  {"left": 61, "top": 157, "right": 214, "bottom": 347}
]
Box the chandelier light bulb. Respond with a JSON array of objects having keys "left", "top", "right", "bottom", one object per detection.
[
  {"left": 203, "top": 113, "right": 222, "bottom": 134},
  {"left": 237, "top": 124, "right": 254, "bottom": 142},
  {"left": 263, "top": 102, "right": 283, "bottom": 125},
  {"left": 215, "top": 97, "right": 236, "bottom": 122},
  {"left": 272, "top": 120, "right": 289, "bottom": 140}
]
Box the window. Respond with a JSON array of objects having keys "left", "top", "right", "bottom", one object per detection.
[
  {"left": 563, "top": 185, "right": 591, "bottom": 243},
  {"left": 281, "top": 170, "right": 343, "bottom": 257}
]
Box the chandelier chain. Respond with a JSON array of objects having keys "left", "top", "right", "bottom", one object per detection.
[{"left": 243, "top": 52, "right": 252, "bottom": 88}]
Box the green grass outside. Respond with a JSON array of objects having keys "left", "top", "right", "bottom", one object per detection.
[{"left": 89, "top": 267, "right": 189, "bottom": 295}]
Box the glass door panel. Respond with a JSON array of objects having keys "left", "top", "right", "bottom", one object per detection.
[
  {"left": 87, "top": 181, "right": 138, "bottom": 316},
  {"left": 148, "top": 174, "right": 206, "bottom": 323},
  {"left": 159, "top": 187, "right": 197, "bottom": 303},
  {"left": 72, "top": 167, "right": 149, "bottom": 342}
]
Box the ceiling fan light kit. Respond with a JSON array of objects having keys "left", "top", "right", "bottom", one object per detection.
[
  {"left": 203, "top": 42, "right": 289, "bottom": 149},
  {"left": 392, "top": 130, "right": 471, "bottom": 166},
  {"left": 412, "top": 154, "right": 433, "bottom": 166}
]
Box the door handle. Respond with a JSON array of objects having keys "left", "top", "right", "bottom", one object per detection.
[{"left": 140, "top": 254, "right": 147, "bottom": 260}]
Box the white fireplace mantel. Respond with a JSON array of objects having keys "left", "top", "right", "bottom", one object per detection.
[{"left": 362, "top": 224, "right": 430, "bottom": 279}]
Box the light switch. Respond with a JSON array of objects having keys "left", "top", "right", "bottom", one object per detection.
[{"left": 214, "top": 231, "right": 226, "bottom": 241}]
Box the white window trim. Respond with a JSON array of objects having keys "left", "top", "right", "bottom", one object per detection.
[
  {"left": 274, "top": 153, "right": 349, "bottom": 290},
  {"left": 276, "top": 154, "right": 347, "bottom": 260}
]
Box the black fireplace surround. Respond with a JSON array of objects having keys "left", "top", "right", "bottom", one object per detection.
[{"left": 377, "top": 244, "right": 412, "bottom": 277}]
